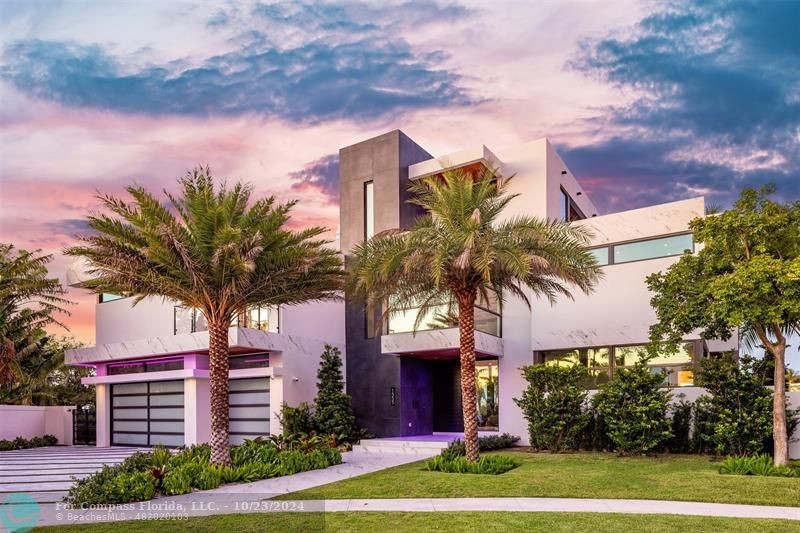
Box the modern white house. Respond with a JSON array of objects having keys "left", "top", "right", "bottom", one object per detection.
[{"left": 66, "top": 129, "right": 797, "bottom": 457}]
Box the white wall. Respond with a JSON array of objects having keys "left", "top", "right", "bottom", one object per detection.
[
  {"left": 96, "top": 296, "right": 174, "bottom": 345},
  {"left": 0, "top": 405, "right": 74, "bottom": 445}
]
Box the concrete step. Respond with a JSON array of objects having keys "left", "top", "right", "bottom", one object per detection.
[{"left": 352, "top": 438, "right": 451, "bottom": 455}]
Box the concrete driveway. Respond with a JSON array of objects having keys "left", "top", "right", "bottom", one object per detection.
[{"left": 0, "top": 446, "right": 148, "bottom": 503}]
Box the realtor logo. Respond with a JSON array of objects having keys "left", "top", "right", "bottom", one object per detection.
[{"left": 0, "top": 493, "right": 40, "bottom": 533}]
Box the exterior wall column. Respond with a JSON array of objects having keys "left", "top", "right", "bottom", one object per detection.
[
  {"left": 270, "top": 375, "right": 284, "bottom": 436},
  {"left": 184, "top": 377, "right": 211, "bottom": 446},
  {"left": 95, "top": 383, "right": 111, "bottom": 447}
]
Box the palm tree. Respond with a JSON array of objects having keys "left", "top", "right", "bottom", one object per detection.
[
  {"left": 0, "top": 245, "right": 71, "bottom": 398},
  {"left": 348, "top": 168, "right": 601, "bottom": 461},
  {"left": 66, "top": 168, "right": 343, "bottom": 465}
]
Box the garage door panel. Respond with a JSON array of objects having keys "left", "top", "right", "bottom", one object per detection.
[
  {"left": 149, "top": 407, "right": 184, "bottom": 420},
  {"left": 149, "top": 434, "right": 184, "bottom": 446},
  {"left": 113, "top": 408, "right": 148, "bottom": 419},
  {"left": 149, "top": 394, "right": 184, "bottom": 406},
  {"left": 114, "top": 382, "right": 148, "bottom": 394},
  {"left": 229, "top": 378, "right": 270, "bottom": 392},
  {"left": 113, "top": 420, "right": 148, "bottom": 432},
  {"left": 229, "top": 378, "right": 269, "bottom": 444},
  {"left": 112, "top": 380, "right": 184, "bottom": 447},
  {"left": 113, "top": 433, "right": 148, "bottom": 445},
  {"left": 113, "top": 395, "right": 148, "bottom": 407}
]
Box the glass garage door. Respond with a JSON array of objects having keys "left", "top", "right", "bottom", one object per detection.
[
  {"left": 111, "top": 380, "right": 185, "bottom": 447},
  {"left": 229, "top": 378, "right": 270, "bottom": 445}
]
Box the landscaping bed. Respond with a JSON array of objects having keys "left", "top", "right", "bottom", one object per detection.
[
  {"left": 0, "top": 434, "right": 57, "bottom": 450},
  {"left": 67, "top": 434, "right": 341, "bottom": 505},
  {"left": 280, "top": 451, "right": 800, "bottom": 507}
]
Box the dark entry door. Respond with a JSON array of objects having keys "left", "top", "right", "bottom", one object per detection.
[
  {"left": 432, "top": 361, "right": 463, "bottom": 432},
  {"left": 72, "top": 408, "right": 96, "bottom": 445}
]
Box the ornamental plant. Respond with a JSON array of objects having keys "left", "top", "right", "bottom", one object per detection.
[
  {"left": 313, "top": 345, "right": 358, "bottom": 440},
  {"left": 592, "top": 359, "right": 672, "bottom": 455},
  {"left": 515, "top": 364, "right": 589, "bottom": 452}
]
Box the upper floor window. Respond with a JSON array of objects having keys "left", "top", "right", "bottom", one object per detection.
[
  {"left": 559, "top": 187, "right": 585, "bottom": 222},
  {"left": 364, "top": 181, "right": 374, "bottom": 240},
  {"left": 588, "top": 233, "right": 694, "bottom": 267},
  {"left": 386, "top": 291, "right": 502, "bottom": 337},
  {"left": 174, "top": 305, "right": 278, "bottom": 335},
  {"left": 612, "top": 233, "right": 694, "bottom": 264},
  {"left": 99, "top": 293, "right": 124, "bottom": 303}
]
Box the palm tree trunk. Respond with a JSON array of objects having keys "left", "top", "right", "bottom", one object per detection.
[
  {"left": 772, "top": 338, "right": 789, "bottom": 467},
  {"left": 457, "top": 289, "right": 479, "bottom": 462},
  {"left": 208, "top": 319, "right": 231, "bottom": 466}
]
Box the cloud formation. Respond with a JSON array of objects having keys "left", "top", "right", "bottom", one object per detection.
[
  {"left": 289, "top": 154, "right": 340, "bottom": 204},
  {"left": 1, "top": 1, "right": 475, "bottom": 122},
  {"left": 565, "top": 0, "right": 800, "bottom": 212}
]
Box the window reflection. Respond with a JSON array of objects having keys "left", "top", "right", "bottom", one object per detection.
[{"left": 542, "top": 347, "right": 611, "bottom": 387}]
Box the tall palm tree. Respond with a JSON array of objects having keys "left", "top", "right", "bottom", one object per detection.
[
  {"left": 348, "top": 168, "right": 601, "bottom": 461},
  {"left": 66, "top": 168, "right": 343, "bottom": 465},
  {"left": 0, "top": 245, "right": 71, "bottom": 396}
]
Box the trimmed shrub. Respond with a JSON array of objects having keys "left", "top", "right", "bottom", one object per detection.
[
  {"left": 579, "top": 407, "right": 614, "bottom": 452},
  {"left": 592, "top": 360, "right": 672, "bottom": 455},
  {"left": 666, "top": 399, "right": 693, "bottom": 454},
  {"left": 112, "top": 471, "right": 157, "bottom": 502},
  {"left": 0, "top": 434, "right": 57, "bottom": 451},
  {"left": 695, "top": 354, "right": 799, "bottom": 456},
  {"left": 515, "top": 365, "right": 589, "bottom": 452},
  {"left": 426, "top": 455, "right": 519, "bottom": 475},
  {"left": 719, "top": 454, "right": 798, "bottom": 477},
  {"left": 278, "top": 402, "right": 315, "bottom": 436}
]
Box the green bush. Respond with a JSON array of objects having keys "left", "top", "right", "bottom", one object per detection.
[
  {"left": 666, "top": 399, "right": 693, "bottom": 454},
  {"left": 426, "top": 455, "right": 519, "bottom": 475},
  {"left": 278, "top": 402, "right": 315, "bottom": 436},
  {"left": 440, "top": 434, "right": 520, "bottom": 460},
  {"left": 313, "top": 345, "right": 358, "bottom": 441},
  {"left": 112, "top": 471, "right": 156, "bottom": 502},
  {"left": 163, "top": 468, "right": 192, "bottom": 495},
  {"left": 719, "top": 454, "right": 798, "bottom": 477},
  {"left": 67, "top": 452, "right": 156, "bottom": 505},
  {"left": 231, "top": 438, "right": 278, "bottom": 466},
  {"left": 515, "top": 365, "right": 589, "bottom": 452},
  {"left": 695, "top": 354, "right": 799, "bottom": 456},
  {"left": 0, "top": 434, "right": 57, "bottom": 451},
  {"left": 579, "top": 407, "right": 614, "bottom": 452},
  {"left": 592, "top": 359, "right": 672, "bottom": 455}
]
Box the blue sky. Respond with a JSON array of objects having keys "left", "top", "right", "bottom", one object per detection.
[{"left": 0, "top": 0, "right": 797, "bottom": 362}]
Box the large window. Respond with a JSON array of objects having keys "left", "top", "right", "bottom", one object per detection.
[
  {"left": 476, "top": 359, "right": 499, "bottom": 430},
  {"left": 386, "top": 292, "right": 502, "bottom": 337},
  {"left": 542, "top": 347, "right": 611, "bottom": 387},
  {"left": 175, "top": 306, "right": 278, "bottom": 335},
  {"left": 613, "top": 234, "right": 694, "bottom": 264},
  {"left": 615, "top": 343, "right": 695, "bottom": 387},
  {"left": 559, "top": 187, "right": 585, "bottom": 222},
  {"left": 538, "top": 342, "right": 697, "bottom": 388},
  {"left": 364, "top": 181, "right": 374, "bottom": 240},
  {"left": 587, "top": 233, "right": 694, "bottom": 267}
]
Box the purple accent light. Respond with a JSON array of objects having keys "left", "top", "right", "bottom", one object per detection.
[{"left": 107, "top": 356, "right": 184, "bottom": 368}]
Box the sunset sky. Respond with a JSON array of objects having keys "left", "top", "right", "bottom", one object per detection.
[{"left": 1, "top": 0, "right": 798, "bottom": 362}]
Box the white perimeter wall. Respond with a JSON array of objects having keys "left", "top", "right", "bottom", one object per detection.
[
  {"left": 0, "top": 405, "right": 74, "bottom": 445},
  {"left": 96, "top": 296, "right": 174, "bottom": 345}
]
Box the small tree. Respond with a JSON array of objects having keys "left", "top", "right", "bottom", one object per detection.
[
  {"left": 592, "top": 360, "right": 672, "bottom": 455},
  {"left": 515, "top": 365, "right": 588, "bottom": 452},
  {"left": 647, "top": 186, "right": 800, "bottom": 465},
  {"left": 313, "top": 345, "right": 357, "bottom": 440}
]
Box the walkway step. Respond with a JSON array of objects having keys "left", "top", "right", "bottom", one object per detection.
[{"left": 353, "top": 438, "right": 450, "bottom": 455}]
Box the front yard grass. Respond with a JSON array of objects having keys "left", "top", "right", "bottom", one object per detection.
[
  {"left": 280, "top": 451, "right": 800, "bottom": 507},
  {"left": 36, "top": 511, "right": 799, "bottom": 532}
]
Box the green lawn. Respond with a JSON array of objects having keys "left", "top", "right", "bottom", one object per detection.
[
  {"left": 281, "top": 451, "right": 800, "bottom": 507},
  {"left": 34, "top": 512, "right": 799, "bottom": 533}
]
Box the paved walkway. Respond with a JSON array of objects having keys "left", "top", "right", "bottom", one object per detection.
[{"left": 0, "top": 446, "right": 149, "bottom": 504}]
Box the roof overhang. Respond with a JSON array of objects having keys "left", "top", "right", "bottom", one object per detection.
[
  {"left": 408, "top": 145, "right": 506, "bottom": 180},
  {"left": 381, "top": 328, "right": 503, "bottom": 358},
  {"left": 65, "top": 327, "right": 338, "bottom": 365}
]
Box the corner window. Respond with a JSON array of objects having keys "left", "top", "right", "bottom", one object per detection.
[
  {"left": 559, "top": 187, "right": 585, "bottom": 222},
  {"left": 612, "top": 234, "right": 694, "bottom": 264},
  {"left": 364, "top": 181, "right": 374, "bottom": 240},
  {"left": 99, "top": 293, "right": 124, "bottom": 303}
]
